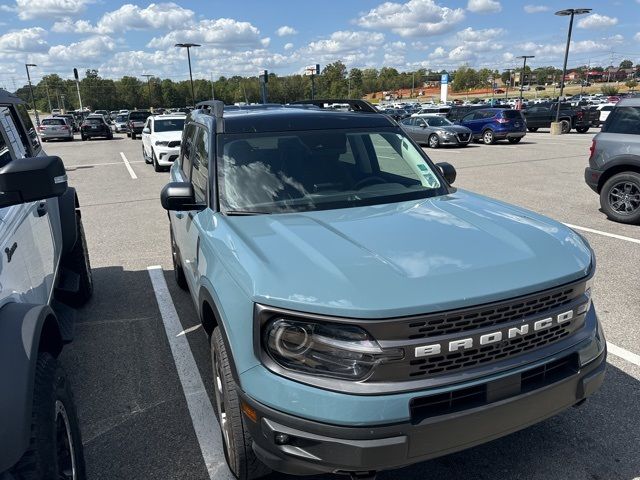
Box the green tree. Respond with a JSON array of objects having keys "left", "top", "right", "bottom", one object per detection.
[
  {"left": 625, "top": 79, "right": 638, "bottom": 91},
  {"left": 601, "top": 85, "right": 619, "bottom": 95},
  {"left": 319, "top": 61, "right": 348, "bottom": 98},
  {"left": 348, "top": 68, "right": 364, "bottom": 98},
  {"left": 619, "top": 59, "right": 633, "bottom": 69}
]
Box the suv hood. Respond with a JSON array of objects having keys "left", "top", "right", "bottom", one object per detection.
[
  {"left": 151, "top": 131, "right": 181, "bottom": 142},
  {"left": 213, "top": 190, "right": 592, "bottom": 318}
]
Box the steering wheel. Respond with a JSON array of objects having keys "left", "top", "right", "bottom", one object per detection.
[{"left": 353, "top": 176, "right": 388, "bottom": 190}]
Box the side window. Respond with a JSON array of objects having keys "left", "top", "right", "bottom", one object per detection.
[
  {"left": 180, "top": 124, "right": 196, "bottom": 179},
  {"left": 0, "top": 117, "right": 12, "bottom": 166},
  {"left": 144, "top": 118, "right": 152, "bottom": 131},
  {"left": 338, "top": 137, "right": 355, "bottom": 165},
  {"left": 12, "top": 104, "right": 40, "bottom": 155},
  {"left": 603, "top": 107, "right": 640, "bottom": 134},
  {"left": 191, "top": 126, "right": 210, "bottom": 204},
  {"left": 461, "top": 112, "right": 475, "bottom": 122},
  {"left": 0, "top": 106, "right": 28, "bottom": 158}
]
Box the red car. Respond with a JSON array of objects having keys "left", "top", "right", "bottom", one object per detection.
[{"left": 607, "top": 96, "right": 621, "bottom": 103}]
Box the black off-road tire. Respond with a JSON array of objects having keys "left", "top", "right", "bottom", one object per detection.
[
  {"left": 153, "top": 150, "right": 162, "bottom": 172},
  {"left": 600, "top": 172, "right": 640, "bottom": 225},
  {"left": 527, "top": 127, "right": 538, "bottom": 132},
  {"left": 508, "top": 137, "right": 522, "bottom": 144},
  {"left": 10, "top": 353, "right": 86, "bottom": 480},
  {"left": 58, "top": 214, "right": 93, "bottom": 307},
  {"left": 131, "top": 132, "right": 136, "bottom": 140},
  {"left": 143, "top": 145, "right": 152, "bottom": 164},
  {"left": 211, "top": 328, "right": 271, "bottom": 480},
  {"left": 576, "top": 126, "right": 590, "bottom": 133},
  {"left": 560, "top": 119, "right": 571, "bottom": 134},
  {"left": 170, "top": 227, "right": 188, "bottom": 290}
]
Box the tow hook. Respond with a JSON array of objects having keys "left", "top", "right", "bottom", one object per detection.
[{"left": 349, "top": 471, "right": 377, "bottom": 480}]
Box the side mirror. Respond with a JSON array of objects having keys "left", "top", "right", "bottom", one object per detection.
[
  {"left": 0, "top": 156, "right": 67, "bottom": 208},
  {"left": 161, "top": 182, "right": 205, "bottom": 211},
  {"left": 436, "top": 162, "right": 456, "bottom": 185},
  {"left": 142, "top": 128, "right": 150, "bottom": 134},
  {"left": 420, "top": 123, "right": 427, "bottom": 128}
]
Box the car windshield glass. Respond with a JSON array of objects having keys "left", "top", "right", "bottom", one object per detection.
[
  {"left": 42, "top": 119, "right": 65, "bottom": 125},
  {"left": 129, "top": 112, "right": 150, "bottom": 120},
  {"left": 502, "top": 110, "right": 522, "bottom": 119},
  {"left": 426, "top": 117, "right": 452, "bottom": 127},
  {"left": 218, "top": 128, "right": 445, "bottom": 214},
  {"left": 154, "top": 119, "right": 185, "bottom": 132},
  {"left": 85, "top": 118, "right": 103, "bottom": 124},
  {"left": 116, "top": 115, "right": 127, "bottom": 121}
]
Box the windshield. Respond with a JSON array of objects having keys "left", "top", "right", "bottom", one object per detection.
[
  {"left": 218, "top": 129, "right": 445, "bottom": 214},
  {"left": 42, "top": 119, "right": 66, "bottom": 125},
  {"left": 85, "top": 118, "right": 103, "bottom": 124},
  {"left": 129, "top": 112, "right": 150, "bottom": 120},
  {"left": 425, "top": 117, "right": 453, "bottom": 127},
  {"left": 116, "top": 115, "right": 127, "bottom": 122},
  {"left": 154, "top": 119, "right": 185, "bottom": 132}
]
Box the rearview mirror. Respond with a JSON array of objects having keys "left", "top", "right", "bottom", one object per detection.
[
  {"left": 436, "top": 162, "right": 456, "bottom": 185},
  {"left": 160, "top": 182, "right": 205, "bottom": 211},
  {"left": 0, "top": 156, "right": 67, "bottom": 208}
]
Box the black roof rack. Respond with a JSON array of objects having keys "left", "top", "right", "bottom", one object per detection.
[
  {"left": 289, "top": 99, "right": 379, "bottom": 113},
  {"left": 0, "top": 89, "right": 25, "bottom": 105}
]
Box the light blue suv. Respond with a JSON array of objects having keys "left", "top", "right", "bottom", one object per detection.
[{"left": 162, "top": 100, "right": 605, "bottom": 480}]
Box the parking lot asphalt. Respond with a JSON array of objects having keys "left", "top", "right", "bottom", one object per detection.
[{"left": 44, "top": 127, "right": 640, "bottom": 480}]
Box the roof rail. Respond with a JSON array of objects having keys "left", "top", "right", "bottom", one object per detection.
[{"left": 289, "top": 99, "right": 379, "bottom": 113}]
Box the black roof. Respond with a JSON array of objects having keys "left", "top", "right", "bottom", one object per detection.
[
  {"left": 217, "top": 107, "right": 396, "bottom": 134},
  {"left": 0, "top": 89, "right": 25, "bottom": 105}
]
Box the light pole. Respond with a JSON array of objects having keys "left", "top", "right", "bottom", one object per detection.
[
  {"left": 175, "top": 43, "right": 200, "bottom": 107},
  {"left": 25, "top": 63, "right": 39, "bottom": 126},
  {"left": 554, "top": 8, "right": 592, "bottom": 127},
  {"left": 516, "top": 55, "right": 535, "bottom": 107},
  {"left": 504, "top": 69, "right": 512, "bottom": 100},
  {"left": 142, "top": 74, "right": 153, "bottom": 109}
]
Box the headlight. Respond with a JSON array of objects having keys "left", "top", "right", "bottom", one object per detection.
[
  {"left": 439, "top": 130, "right": 453, "bottom": 136},
  {"left": 155, "top": 140, "right": 169, "bottom": 146},
  {"left": 264, "top": 318, "right": 403, "bottom": 380}
]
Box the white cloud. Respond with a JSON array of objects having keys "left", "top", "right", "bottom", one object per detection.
[
  {"left": 523, "top": 5, "right": 549, "bottom": 13},
  {"left": 448, "top": 45, "right": 474, "bottom": 61},
  {"left": 148, "top": 18, "right": 263, "bottom": 50},
  {"left": 456, "top": 27, "right": 503, "bottom": 42},
  {"left": 306, "top": 30, "right": 384, "bottom": 54},
  {"left": 0, "top": 27, "right": 48, "bottom": 53},
  {"left": 97, "top": 3, "right": 195, "bottom": 34},
  {"left": 51, "top": 17, "right": 97, "bottom": 34},
  {"left": 260, "top": 37, "right": 271, "bottom": 47},
  {"left": 276, "top": 25, "right": 297, "bottom": 37},
  {"left": 1, "top": 0, "right": 93, "bottom": 20},
  {"left": 284, "top": 42, "right": 294, "bottom": 50},
  {"left": 467, "top": 0, "right": 501, "bottom": 13},
  {"left": 635, "top": 32, "right": 640, "bottom": 42},
  {"left": 48, "top": 35, "right": 115, "bottom": 62},
  {"left": 356, "top": 0, "right": 465, "bottom": 37},
  {"left": 577, "top": 14, "right": 618, "bottom": 29},
  {"left": 429, "top": 46, "right": 447, "bottom": 59}
]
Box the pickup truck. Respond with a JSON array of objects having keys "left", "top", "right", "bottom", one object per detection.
[{"left": 522, "top": 103, "right": 598, "bottom": 133}]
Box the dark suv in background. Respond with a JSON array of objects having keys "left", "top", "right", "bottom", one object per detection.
[
  {"left": 585, "top": 98, "right": 640, "bottom": 224},
  {"left": 80, "top": 115, "right": 113, "bottom": 141},
  {"left": 458, "top": 108, "right": 527, "bottom": 144},
  {"left": 127, "top": 110, "right": 151, "bottom": 139}
]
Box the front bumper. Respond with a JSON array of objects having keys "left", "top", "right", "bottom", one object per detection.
[
  {"left": 154, "top": 146, "right": 180, "bottom": 166},
  {"left": 241, "top": 334, "right": 605, "bottom": 476},
  {"left": 584, "top": 167, "right": 602, "bottom": 193},
  {"left": 438, "top": 133, "right": 471, "bottom": 146}
]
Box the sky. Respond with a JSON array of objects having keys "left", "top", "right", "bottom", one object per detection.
[{"left": 0, "top": 0, "right": 639, "bottom": 87}]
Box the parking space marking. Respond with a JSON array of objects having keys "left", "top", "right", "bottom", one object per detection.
[
  {"left": 66, "top": 160, "right": 144, "bottom": 169},
  {"left": 119, "top": 152, "right": 138, "bottom": 179},
  {"left": 147, "top": 266, "right": 232, "bottom": 480},
  {"left": 564, "top": 223, "right": 640, "bottom": 245},
  {"left": 607, "top": 342, "right": 640, "bottom": 367}
]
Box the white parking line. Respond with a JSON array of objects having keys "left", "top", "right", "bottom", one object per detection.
[
  {"left": 66, "top": 160, "right": 144, "bottom": 168},
  {"left": 607, "top": 342, "right": 640, "bottom": 367},
  {"left": 564, "top": 223, "right": 640, "bottom": 245},
  {"left": 147, "top": 266, "right": 232, "bottom": 480},
  {"left": 119, "top": 152, "right": 138, "bottom": 179}
]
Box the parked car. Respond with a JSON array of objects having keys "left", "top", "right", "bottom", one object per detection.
[
  {"left": 400, "top": 115, "right": 472, "bottom": 148},
  {"left": 383, "top": 108, "right": 410, "bottom": 121},
  {"left": 80, "top": 115, "right": 113, "bottom": 140},
  {"left": 160, "top": 99, "right": 605, "bottom": 479},
  {"left": 127, "top": 110, "right": 151, "bottom": 139},
  {"left": 141, "top": 115, "right": 185, "bottom": 171},
  {"left": 113, "top": 114, "right": 129, "bottom": 133},
  {"left": 521, "top": 103, "right": 597, "bottom": 133},
  {"left": 446, "top": 104, "right": 509, "bottom": 123},
  {"left": 585, "top": 97, "right": 640, "bottom": 224},
  {"left": 458, "top": 108, "right": 527, "bottom": 144},
  {"left": 38, "top": 117, "right": 74, "bottom": 142},
  {"left": 0, "top": 89, "right": 91, "bottom": 480},
  {"left": 53, "top": 113, "right": 79, "bottom": 132},
  {"left": 411, "top": 105, "right": 451, "bottom": 117},
  {"left": 109, "top": 110, "right": 118, "bottom": 120},
  {"left": 93, "top": 109, "right": 109, "bottom": 118}
]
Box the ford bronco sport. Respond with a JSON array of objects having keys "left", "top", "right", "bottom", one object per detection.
[
  {"left": 0, "top": 90, "right": 91, "bottom": 479},
  {"left": 161, "top": 99, "right": 606, "bottom": 480}
]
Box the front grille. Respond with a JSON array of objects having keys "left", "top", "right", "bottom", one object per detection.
[
  {"left": 405, "top": 286, "right": 577, "bottom": 340},
  {"left": 408, "top": 324, "right": 572, "bottom": 377},
  {"left": 457, "top": 133, "right": 470, "bottom": 142},
  {"left": 168, "top": 140, "right": 181, "bottom": 148}
]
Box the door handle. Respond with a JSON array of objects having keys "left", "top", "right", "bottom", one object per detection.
[{"left": 36, "top": 202, "right": 47, "bottom": 217}]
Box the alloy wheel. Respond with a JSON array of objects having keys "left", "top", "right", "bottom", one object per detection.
[
  {"left": 213, "top": 349, "right": 235, "bottom": 466},
  {"left": 609, "top": 181, "right": 640, "bottom": 215},
  {"left": 55, "top": 400, "right": 77, "bottom": 480}
]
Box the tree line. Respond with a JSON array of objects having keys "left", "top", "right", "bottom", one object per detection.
[{"left": 13, "top": 59, "right": 638, "bottom": 112}]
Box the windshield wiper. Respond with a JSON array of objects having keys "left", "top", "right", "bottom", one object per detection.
[{"left": 224, "top": 210, "right": 270, "bottom": 216}]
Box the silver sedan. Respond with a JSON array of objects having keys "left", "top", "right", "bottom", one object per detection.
[{"left": 400, "top": 115, "right": 472, "bottom": 148}]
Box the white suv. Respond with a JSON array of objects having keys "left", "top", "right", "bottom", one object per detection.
[{"left": 141, "top": 115, "right": 185, "bottom": 172}]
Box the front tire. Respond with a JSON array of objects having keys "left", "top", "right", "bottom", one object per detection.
[
  {"left": 143, "top": 145, "right": 152, "bottom": 164},
  {"left": 560, "top": 119, "right": 571, "bottom": 134},
  {"left": 428, "top": 134, "right": 440, "bottom": 149},
  {"left": 170, "top": 227, "right": 188, "bottom": 290},
  {"left": 10, "top": 353, "right": 86, "bottom": 480},
  {"left": 131, "top": 132, "right": 136, "bottom": 140},
  {"left": 600, "top": 172, "right": 640, "bottom": 224},
  {"left": 211, "top": 328, "right": 271, "bottom": 480},
  {"left": 482, "top": 129, "right": 495, "bottom": 145},
  {"left": 576, "top": 126, "right": 590, "bottom": 133},
  {"left": 152, "top": 150, "right": 162, "bottom": 172},
  {"left": 527, "top": 127, "right": 538, "bottom": 132},
  {"left": 58, "top": 214, "right": 93, "bottom": 307},
  {"left": 508, "top": 137, "right": 522, "bottom": 144}
]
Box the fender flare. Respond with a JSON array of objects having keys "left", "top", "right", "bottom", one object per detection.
[
  {"left": 58, "top": 186, "right": 79, "bottom": 256},
  {"left": 0, "top": 302, "right": 62, "bottom": 471},
  {"left": 598, "top": 155, "right": 640, "bottom": 191}
]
